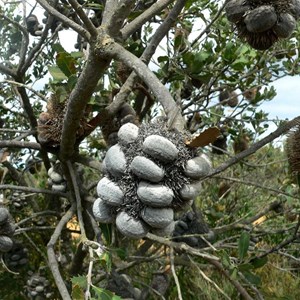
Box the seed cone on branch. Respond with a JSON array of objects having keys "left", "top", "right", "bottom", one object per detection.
[
  {"left": 37, "top": 94, "right": 90, "bottom": 147},
  {"left": 225, "top": 0, "right": 300, "bottom": 50},
  {"left": 286, "top": 123, "right": 300, "bottom": 174}
]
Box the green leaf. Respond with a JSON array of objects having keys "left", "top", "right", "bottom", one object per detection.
[
  {"left": 111, "top": 247, "right": 127, "bottom": 260},
  {"left": 238, "top": 263, "right": 253, "bottom": 271},
  {"left": 91, "top": 285, "right": 122, "bottom": 300},
  {"left": 71, "top": 275, "right": 87, "bottom": 289},
  {"left": 48, "top": 66, "right": 68, "bottom": 82},
  {"left": 72, "top": 284, "right": 85, "bottom": 300},
  {"left": 67, "top": 74, "right": 78, "bottom": 90},
  {"left": 52, "top": 43, "right": 67, "bottom": 53},
  {"left": 250, "top": 256, "right": 268, "bottom": 269},
  {"left": 100, "top": 223, "right": 112, "bottom": 245},
  {"left": 242, "top": 270, "right": 261, "bottom": 286},
  {"left": 157, "top": 56, "right": 169, "bottom": 63},
  {"left": 56, "top": 52, "right": 77, "bottom": 78},
  {"left": 99, "top": 252, "right": 112, "bottom": 273},
  {"left": 238, "top": 231, "right": 250, "bottom": 260}
]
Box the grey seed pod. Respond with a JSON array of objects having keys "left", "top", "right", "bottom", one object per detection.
[
  {"left": 0, "top": 236, "right": 14, "bottom": 252},
  {"left": 151, "top": 220, "right": 175, "bottom": 237},
  {"left": 179, "top": 181, "right": 202, "bottom": 201},
  {"left": 225, "top": 0, "right": 250, "bottom": 23},
  {"left": 137, "top": 181, "right": 173, "bottom": 207},
  {"left": 130, "top": 156, "right": 165, "bottom": 183},
  {"left": 116, "top": 211, "right": 149, "bottom": 238},
  {"left": 92, "top": 198, "right": 114, "bottom": 223},
  {"left": 143, "top": 135, "right": 179, "bottom": 162},
  {"left": 244, "top": 5, "right": 277, "bottom": 33},
  {"left": 49, "top": 172, "right": 63, "bottom": 184},
  {"left": 102, "top": 158, "right": 107, "bottom": 174},
  {"left": 47, "top": 167, "right": 54, "bottom": 177},
  {"left": 273, "top": 13, "right": 296, "bottom": 38},
  {"left": 97, "top": 177, "right": 123, "bottom": 206},
  {"left": 52, "top": 183, "right": 67, "bottom": 192},
  {"left": 141, "top": 207, "right": 174, "bottom": 228},
  {"left": 184, "top": 153, "right": 212, "bottom": 179},
  {"left": 0, "top": 208, "right": 9, "bottom": 225},
  {"left": 35, "top": 286, "right": 44, "bottom": 292},
  {"left": 291, "top": 0, "right": 300, "bottom": 20},
  {"left": 104, "top": 144, "right": 127, "bottom": 178},
  {"left": 0, "top": 222, "right": 16, "bottom": 236},
  {"left": 11, "top": 254, "right": 21, "bottom": 261},
  {"left": 118, "top": 123, "right": 139, "bottom": 144}
]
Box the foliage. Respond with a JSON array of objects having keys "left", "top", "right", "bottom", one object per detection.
[{"left": 0, "top": 0, "right": 299, "bottom": 299}]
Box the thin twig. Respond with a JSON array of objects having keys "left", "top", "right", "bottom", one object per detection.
[
  {"left": 67, "top": 160, "right": 86, "bottom": 239},
  {"left": 47, "top": 204, "right": 76, "bottom": 300},
  {"left": 146, "top": 233, "right": 219, "bottom": 261},
  {"left": 0, "top": 80, "right": 47, "bottom": 101},
  {"left": 206, "top": 116, "right": 300, "bottom": 179},
  {"left": 85, "top": 247, "right": 94, "bottom": 300},
  {"left": 121, "top": 0, "right": 174, "bottom": 39},
  {"left": 170, "top": 247, "right": 183, "bottom": 300},
  {"left": 36, "top": 0, "right": 90, "bottom": 40},
  {"left": 68, "top": 0, "right": 98, "bottom": 37},
  {"left": 190, "top": 255, "right": 231, "bottom": 300},
  {"left": 0, "top": 184, "right": 68, "bottom": 198}
]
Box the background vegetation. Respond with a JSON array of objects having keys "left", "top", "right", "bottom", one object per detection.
[{"left": 0, "top": 0, "right": 299, "bottom": 299}]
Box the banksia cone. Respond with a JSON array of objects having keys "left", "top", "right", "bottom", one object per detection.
[
  {"left": 93, "top": 121, "right": 212, "bottom": 238},
  {"left": 286, "top": 123, "right": 300, "bottom": 174},
  {"left": 225, "top": 0, "right": 300, "bottom": 50}
]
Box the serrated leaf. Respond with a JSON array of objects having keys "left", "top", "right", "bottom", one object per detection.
[
  {"left": 71, "top": 275, "right": 87, "bottom": 289},
  {"left": 48, "top": 66, "right": 67, "bottom": 81},
  {"left": 238, "top": 231, "right": 250, "bottom": 260},
  {"left": 56, "top": 52, "right": 77, "bottom": 78},
  {"left": 250, "top": 256, "right": 268, "bottom": 269},
  {"left": 91, "top": 285, "right": 122, "bottom": 300},
  {"left": 72, "top": 284, "right": 85, "bottom": 300}
]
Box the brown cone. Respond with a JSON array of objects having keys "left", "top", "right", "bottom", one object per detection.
[{"left": 286, "top": 124, "right": 300, "bottom": 173}]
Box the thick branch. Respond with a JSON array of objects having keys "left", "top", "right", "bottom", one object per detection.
[
  {"left": 102, "top": 0, "right": 135, "bottom": 37},
  {"left": 2, "top": 161, "right": 27, "bottom": 186},
  {"left": 73, "top": 154, "right": 103, "bottom": 171},
  {"left": 108, "top": 41, "right": 185, "bottom": 130},
  {"left": 121, "top": 0, "right": 175, "bottom": 39},
  {"left": 0, "top": 63, "right": 16, "bottom": 78},
  {"left": 107, "top": 0, "right": 187, "bottom": 116},
  {"left": 0, "top": 140, "right": 41, "bottom": 150},
  {"left": 60, "top": 50, "right": 110, "bottom": 160},
  {"left": 15, "top": 84, "right": 38, "bottom": 129}
]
